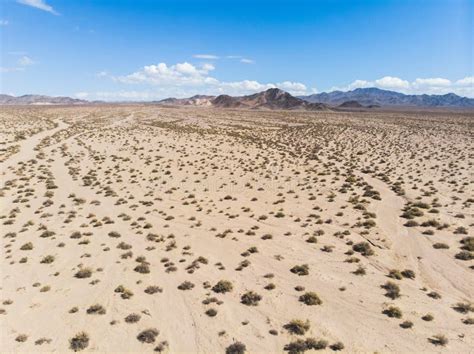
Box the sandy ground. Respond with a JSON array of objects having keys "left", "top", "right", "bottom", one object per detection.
[{"left": 0, "top": 106, "right": 473, "bottom": 353}]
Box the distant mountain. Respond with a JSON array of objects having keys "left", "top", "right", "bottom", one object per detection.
[
  {"left": 159, "top": 88, "right": 329, "bottom": 111},
  {"left": 157, "top": 95, "right": 215, "bottom": 106},
  {"left": 299, "top": 88, "right": 474, "bottom": 107},
  {"left": 338, "top": 100, "right": 364, "bottom": 108},
  {"left": 0, "top": 94, "right": 89, "bottom": 105}
]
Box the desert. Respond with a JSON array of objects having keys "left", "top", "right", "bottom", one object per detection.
[{"left": 1, "top": 104, "right": 473, "bottom": 353}]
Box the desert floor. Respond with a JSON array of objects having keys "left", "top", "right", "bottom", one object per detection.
[{"left": 0, "top": 106, "right": 473, "bottom": 353}]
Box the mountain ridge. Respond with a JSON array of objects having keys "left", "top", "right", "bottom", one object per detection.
[
  {"left": 298, "top": 87, "right": 474, "bottom": 107},
  {"left": 2, "top": 87, "right": 473, "bottom": 108},
  {"left": 0, "top": 94, "right": 89, "bottom": 105}
]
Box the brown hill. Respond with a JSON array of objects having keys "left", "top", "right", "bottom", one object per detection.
[{"left": 212, "top": 88, "right": 329, "bottom": 110}]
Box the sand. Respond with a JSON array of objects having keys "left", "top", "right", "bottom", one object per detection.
[{"left": 1, "top": 105, "right": 473, "bottom": 353}]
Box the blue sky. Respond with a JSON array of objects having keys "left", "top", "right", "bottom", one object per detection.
[{"left": 1, "top": 0, "right": 472, "bottom": 100}]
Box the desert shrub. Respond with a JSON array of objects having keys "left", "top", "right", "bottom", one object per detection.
[
  {"left": 134, "top": 263, "right": 150, "bottom": 274},
  {"left": 20, "top": 242, "right": 33, "bottom": 250},
  {"left": 382, "top": 281, "right": 400, "bottom": 299},
  {"left": 15, "top": 334, "right": 28, "bottom": 342},
  {"left": 400, "top": 321, "right": 413, "bottom": 329},
  {"left": 404, "top": 220, "right": 419, "bottom": 227},
  {"left": 212, "top": 280, "right": 233, "bottom": 293},
  {"left": 455, "top": 251, "right": 473, "bottom": 261},
  {"left": 353, "top": 265, "right": 366, "bottom": 275},
  {"left": 125, "top": 313, "right": 141, "bottom": 323},
  {"left": 429, "top": 334, "right": 448, "bottom": 346},
  {"left": 144, "top": 285, "right": 162, "bottom": 294},
  {"left": 86, "top": 304, "right": 106, "bottom": 315},
  {"left": 283, "top": 319, "right": 310, "bottom": 335},
  {"left": 427, "top": 291, "right": 441, "bottom": 299},
  {"left": 69, "top": 332, "right": 89, "bottom": 351},
  {"left": 401, "top": 269, "right": 415, "bottom": 279},
  {"left": 108, "top": 231, "right": 121, "bottom": 238},
  {"left": 70, "top": 231, "right": 82, "bottom": 239},
  {"left": 460, "top": 237, "right": 474, "bottom": 251},
  {"left": 290, "top": 264, "right": 309, "bottom": 276},
  {"left": 40, "top": 255, "right": 55, "bottom": 264},
  {"left": 40, "top": 285, "right": 51, "bottom": 292},
  {"left": 264, "top": 283, "right": 276, "bottom": 290},
  {"left": 137, "top": 328, "right": 159, "bottom": 343},
  {"left": 35, "top": 337, "right": 52, "bottom": 345},
  {"left": 422, "top": 314, "right": 434, "bottom": 321},
  {"left": 226, "top": 341, "right": 246, "bottom": 354},
  {"left": 74, "top": 268, "right": 92, "bottom": 279},
  {"left": 205, "top": 308, "right": 218, "bottom": 317},
  {"left": 433, "top": 243, "right": 449, "bottom": 249},
  {"left": 241, "top": 291, "right": 262, "bottom": 306},
  {"left": 383, "top": 306, "right": 402, "bottom": 318},
  {"left": 117, "top": 242, "right": 132, "bottom": 250},
  {"left": 299, "top": 292, "right": 322, "bottom": 306},
  {"left": 177, "top": 281, "right": 194, "bottom": 290},
  {"left": 284, "top": 339, "right": 308, "bottom": 354},
  {"left": 115, "top": 285, "right": 134, "bottom": 299},
  {"left": 329, "top": 341, "right": 345, "bottom": 351},
  {"left": 388, "top": 269, "right": 402, "bottom": 280},
  {"left": 40, "top": 230, "right": 55, "bottom": 238},
  {"left": 454, "top": 226, "right": 468, "bottom": 235},
  {"left": 352, "top": 242, "right": 374, "bottom": 256},
  {"left": 462, "top": 317, "right": 474, "bottom": 325},
  {"left": 452, "top": 302, "right": 473, "bottom": 314}
]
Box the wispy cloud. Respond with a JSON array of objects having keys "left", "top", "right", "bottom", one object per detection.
[
  {"left": 0, "top": 19, "right": 9, "bottom": 26},
  {"left": 193, "top": 54, "right": 219, "bottom": 60},
  {"left": 1, "top": 67, "right": 25, "bottom": 73},
  {"left": 17, "top": 0, "right": 59, "bottom": 15},
  {"left": 240, "top": 58, "right": 254, "bottom": 64},
  {"left": 18, "top": 55, "right": 35, "bottom": 66}
]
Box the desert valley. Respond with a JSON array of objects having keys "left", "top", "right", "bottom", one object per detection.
[{"left": 0, "top": 98, "right": 473, "bottom": 353}]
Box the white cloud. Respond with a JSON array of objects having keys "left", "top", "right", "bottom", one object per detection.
[
  {"left": 374, "top": 76, "right": 410, "bottom": 90},
  {"left": 17, "top": 0, "right": 59, "bottom": 15},
  {"left": 96, "top": 71, "right": 108, "bottom": 78},
  {"left": 193, "top": 54, "right": 219, "bottom": 60},
  {"left": 0, "top": 67, "right": 25, "bottom": 73},
  {"left": 111, "top": 61, "right": 310, "bottom": 98},
  {"left": 18, "top": 56, "right": 34, "bottom": 66},
  {"left": 413, "top": 78, "right": 451, "bottom": 87},
  {"left": 240, "top": 58, "right": 255, "bottom": 64},
  {"left": 0, "top": 19, "right": 9, "bottom": 26},
  {"left": 333, "top": 76, "right": 474, "bottom": 97}
]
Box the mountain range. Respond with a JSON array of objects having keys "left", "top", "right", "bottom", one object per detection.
[
  {"left": 1, "top": 88, "right": 473, "bottom": 108},
  {"left": 0, "top": 94, "right": 89, "bottom": 105},
  {"left": 298, "top": 87, "right": 474, "bottom": 107}
]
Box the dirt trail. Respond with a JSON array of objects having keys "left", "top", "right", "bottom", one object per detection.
[
  {"left": 1, "top": 120, "right": 69, "bottom": 174},
  {"left": 363, "top": 174, "right": 473, "bottom": 300}
]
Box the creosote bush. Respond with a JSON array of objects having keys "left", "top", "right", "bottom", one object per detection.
[
  {"left": 284, "top": 319, "right": 310, "bottom": 335},
  {"left": 241, "top": 291, "right": 262, "bottom": 306},
  {"left": 69, "top": 332, "right": 89, "bottom": 352},
  {"left": 212, "top": 280, "right": 233, "bottom": 293},
  {"left": 137, "top": 328, "right": 159, "bottom": 343},
  {"left": 299, "top": 292, "right": 322, "bottom": 306}
]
